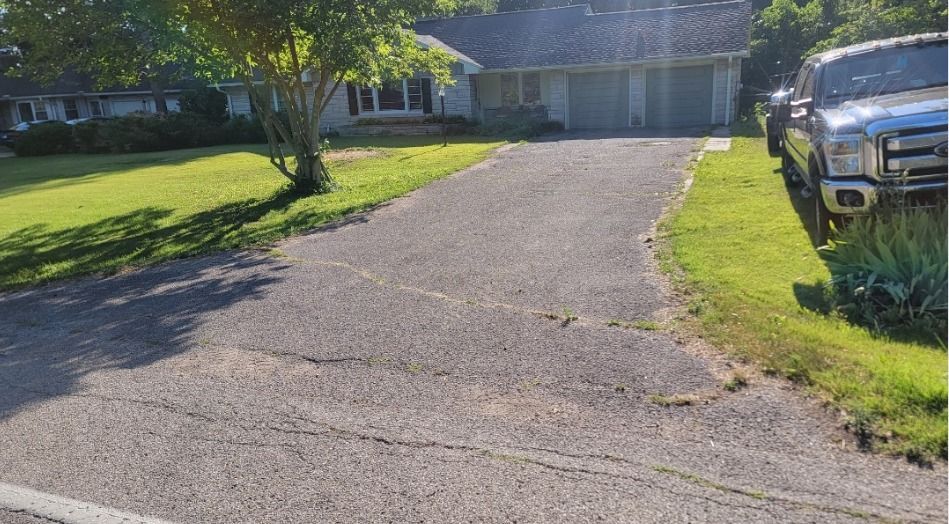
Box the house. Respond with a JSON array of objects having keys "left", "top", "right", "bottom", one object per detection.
[
  {"left": 2, "top": 0, "right": 751, "bottom": 132},
  {"left": 0, "top": 67, "right": 188, "bottom": 129},
  {"left": 217, "top": 0, "right": 751, "bottom": 132}
]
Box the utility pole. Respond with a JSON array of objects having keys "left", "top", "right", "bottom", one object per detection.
[{"left": 438, "top": 85, "right": 447, "bottom": 147}]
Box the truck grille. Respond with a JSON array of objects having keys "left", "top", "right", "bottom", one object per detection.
[{"left": 879, "top": 126, "right": 948, "bottom": 180}]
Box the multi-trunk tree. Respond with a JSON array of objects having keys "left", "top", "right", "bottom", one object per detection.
[{"left": 180, "top": 0, "right": 457, "bottom": 194}]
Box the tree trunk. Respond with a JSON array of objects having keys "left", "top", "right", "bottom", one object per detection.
[
  {"left": 150, "top": 79, "right": 169, "bottom": 115},
  {"left": 293, "top": 152, "right": 330, "bottom": 194}
]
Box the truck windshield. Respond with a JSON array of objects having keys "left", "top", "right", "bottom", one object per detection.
[{"left": 820, "top": 40, "right": 948, "bottom": 107}]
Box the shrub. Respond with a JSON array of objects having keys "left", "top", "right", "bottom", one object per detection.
[
  {"left": 14, "top": 122, "right": 75, "bottom": 156},
  {"left": 72, "top": 122, "right": 110, "bottom": 153},
  {"left": 221, "top": 115, "right": 267, "bottom": 144},
  {"left": 99, "top": 112, "right": 228, "bottom": 153},
  {"left": 476, "top": 116, "right": 563, "bottom": 139},
  {"left": 819, "top": 204, "right": 948, "bottom": 341},
  {"left": 177, "top": 87, "right": 228, "bottom": 123}
]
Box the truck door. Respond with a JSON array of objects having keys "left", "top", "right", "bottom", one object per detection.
[{"left": 786, "top": 65, "right": 816, "bottom": 172}]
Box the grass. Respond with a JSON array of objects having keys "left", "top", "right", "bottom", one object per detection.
[
  {"left": 0, "top": 136, "right": 503, "bottom": 289},
  {"left": 660, "top": 119, "right": 947, "bottom": 462}
]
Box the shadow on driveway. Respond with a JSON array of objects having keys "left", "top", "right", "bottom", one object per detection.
[{"left": 0, "top": 253, "right": 288, "bottom": 420}]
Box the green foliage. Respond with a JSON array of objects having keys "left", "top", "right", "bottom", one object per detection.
[
  {"left": 2, "top": 0, "right": 195, "bottom": 97},
  {"left": 814, "top": 0, "right": 949, "bottom": 52},
  {"left": 477, "top": 116, "right": 564, "bottom": 138},
  {"left": 664, "top": 119, "right": 947, "bottom": 461},
  {"left": 73, "top": 122, "right": 111, "bottom": 154},
  {"left": 746, "top": 0, "right": 947, "bottom": 94},
  {"left": 820, "top": 205, "right": 948, "bottom": 341},
  {"left": 177, "top": 87, "right": 229, "bottom": 123},
  {"left": 13, "top": 122, "right": 74, "bottom": 157}
]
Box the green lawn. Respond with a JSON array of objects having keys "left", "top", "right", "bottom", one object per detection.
[
  {"left": 661, "top": 120, "right": 947, "bottom": 463},
  {"left": 0, "top": 136, "right": 504, "bottom": 288}
]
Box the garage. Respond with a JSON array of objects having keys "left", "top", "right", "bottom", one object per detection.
[
  {"left": 644, "top": 65, "right": 713, "bottom": 127},
  {"left": 568, "top": 70, "right": 630, "bottom": 129}
]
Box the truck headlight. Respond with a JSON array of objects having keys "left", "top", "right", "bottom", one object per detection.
[{"left": 824, "top": 136, "right": 863, "bottom": 176}]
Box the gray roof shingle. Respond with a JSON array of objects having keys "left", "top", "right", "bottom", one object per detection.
[{"left": 414, "top": 1, "right": 751, "bottom": 71}]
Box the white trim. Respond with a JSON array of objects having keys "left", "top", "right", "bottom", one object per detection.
[
  {"left": 710, "top": 60, "right": 718, "bottom": 125},
  {"left": 563, "top": 70, "right": 570, "bottom": 129},
  {"left": 628, "top": 67, "right": 634, "bottom": 127},
  {"left": 725, "top": 56, "right": 733, "bottom": 126}
]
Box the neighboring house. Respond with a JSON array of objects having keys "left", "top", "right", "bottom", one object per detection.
[
  {"left": 218, "top": 0, "right": 751, "bottom": 131},
  {"left": 0, "top": 69, "right": 186, "bottom": 129}
]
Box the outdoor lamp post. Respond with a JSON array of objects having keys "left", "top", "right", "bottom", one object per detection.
[{"left": 438, "top": 85, "right": 447, "bottom": 147}]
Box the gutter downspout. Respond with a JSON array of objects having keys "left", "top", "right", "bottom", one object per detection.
[{"left": 724, "top": 56, "right": 733, "bottom": 126}]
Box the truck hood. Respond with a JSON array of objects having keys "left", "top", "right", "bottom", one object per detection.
[{"left": 821, "top": 86, "right": 948, "bottom": 131}]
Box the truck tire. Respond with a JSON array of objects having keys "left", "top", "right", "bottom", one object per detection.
[
  {"left": 781, "top": 152, "right": 799, "bottom": 185},
  {"left": 814, "top": 188, "right": 841, "bottom": 244},
  {"left": 767, "top": 133, "right": 781, "bottom": 157}
]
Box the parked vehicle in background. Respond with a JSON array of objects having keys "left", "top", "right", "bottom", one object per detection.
[
  {"left": 772, "top": 33, "right": 948, "bottom": 240},
  {"left": 65, "top": 116, "right": 113, "bottom": 125},
  {"left": 766, "top": 89, "right": 792, "bottom": 156},
  {"left": 0, "top": 120, "right": 58, "bottom": 148}
]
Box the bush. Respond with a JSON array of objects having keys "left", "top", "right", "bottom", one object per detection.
[
  {"left": 221, "top": 115, "right": 267, "bottom": 144},
  {"left": 476, "top": 116, "right": 564, "bottom": 139},
  {"left": 819, "top": 204, "right": 948, "bottom": 341},
  {"left": 177, "top": 87, "right": 228, "bottom": 123},
  {"left": 14, "top": 122, "right": 75, "bottom": 156},
  {"left": 99, "top": 112, "right": 229, "bottom": 153},
  {"left": 73, "top": 122, "right": 110, "bottom": 153}
]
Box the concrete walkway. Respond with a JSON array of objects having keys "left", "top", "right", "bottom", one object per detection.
[{"left": 0, "top": 131, "right": 944, "bottom": 523}]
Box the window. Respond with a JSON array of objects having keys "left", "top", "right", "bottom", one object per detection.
[
  {"left": 33, "top": 101, "right": 49, "bottom": 120},
  {"left": 521, "top": 73, "right": 541, "bottom": 105},
  {"left": 792, "top": 65, "right": 813, "bottom": 101},
  {"left": 17, "top": 102, "right": 34, "bottom": 122},
  {"left": 357, "top": 79, "right": 424, "bottom": 113},
  {"left": 378, "top": 80, "right": 406, "bottom": 111},
  {"left": 500, "top": 73, "right": 519, "bottom": 107},
  {"left": 63, "top": 99, "right": 79, "bottom": 120},
  {"left": 89, "top": 100, "right": 104, "bottom": 117}
]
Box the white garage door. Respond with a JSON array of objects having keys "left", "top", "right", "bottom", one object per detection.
[
  {"left": 645, "top": 65, "right": 714, "bottom": 127},
  {"left": 111, "top": 100, "right": 148, "bottom": 116},
  {"left": 568, "top": 70, "right": 630, "bottom": 129}
]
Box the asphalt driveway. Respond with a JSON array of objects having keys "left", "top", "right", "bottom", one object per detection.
[{"left": 0, "top": 132, "right": 945, "bottom": 523}]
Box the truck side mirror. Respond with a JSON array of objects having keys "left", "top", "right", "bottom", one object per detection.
[{"left": 775, "top": 103, "right": 792, "bottom": 122}]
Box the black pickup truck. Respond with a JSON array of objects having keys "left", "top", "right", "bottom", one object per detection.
[{"left": 771, "top": 33, "right": 948, "bottom": 240}]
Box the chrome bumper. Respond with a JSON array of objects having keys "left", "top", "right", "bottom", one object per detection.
[{"left": 819, "top": 178, "right": 948, "bottom": 214}]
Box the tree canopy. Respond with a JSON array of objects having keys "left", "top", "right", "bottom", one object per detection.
[{"left": 1, "top": 0, "right": 196, "bottom": 112}]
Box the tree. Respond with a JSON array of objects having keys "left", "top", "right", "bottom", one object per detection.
[
  {"left": 1, "top": 0, "right": 195, "bottom": 114},
  {"left": 454, "top": 0, "right": 498, "bottom": 14},
  {"left": 179, "top": 0, "right": 456, "bottom": 194},
  {"left": 813, "top": 0, "right": 948, "bottom": 52}
]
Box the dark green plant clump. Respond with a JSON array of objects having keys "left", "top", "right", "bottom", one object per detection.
[{"left": 820, "top": 204, "right": 947, "bottom": 344}]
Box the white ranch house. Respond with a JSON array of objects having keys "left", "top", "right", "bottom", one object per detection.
[{"left": 1, "top": 1, "right": 751, "bottom": 133}]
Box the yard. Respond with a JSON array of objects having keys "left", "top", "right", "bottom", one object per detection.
[
  {"left": 661, "top": 121, "right": 947, "bottom": 462},
  {"left": 0, "top": 136, "right": 504, "bottom": 289}
]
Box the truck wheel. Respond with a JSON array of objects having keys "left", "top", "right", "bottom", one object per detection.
[
  {"left": 814, "top": 190, "right": 840, "bottom": 244},
  {"left": 767, "top": 133, "right": 781, "bottom": 157},
  {"left": 781, "top": 152, "right": 799, "bottom": 185}
]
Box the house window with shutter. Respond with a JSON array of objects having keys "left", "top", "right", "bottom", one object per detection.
[{"left": 355, "top": 79, "right": 427, "bottom": 113}]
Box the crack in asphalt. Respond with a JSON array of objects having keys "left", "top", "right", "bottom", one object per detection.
[{"left": 271, "top": 256, "right": 660, "bottom": 330}]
